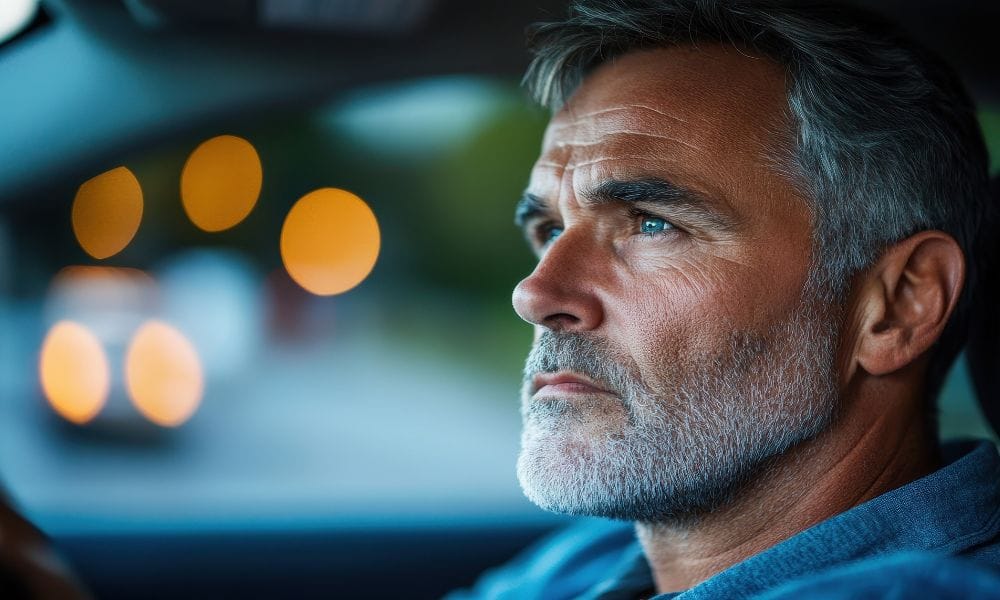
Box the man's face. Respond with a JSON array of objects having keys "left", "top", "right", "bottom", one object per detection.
[{"left": 512, "top": 46, "right": 841, "bottom": 521}]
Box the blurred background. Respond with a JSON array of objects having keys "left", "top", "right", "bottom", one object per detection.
[{"left": 0, "top": 0, "right": 997, "bottom": 598}]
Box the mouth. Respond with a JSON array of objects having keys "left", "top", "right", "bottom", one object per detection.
[{"left": 531, "top": 371, "right": 613, "bottom": 397}]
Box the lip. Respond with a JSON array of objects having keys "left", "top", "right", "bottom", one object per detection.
[{"left": 531, "top": 371, "right": 612, "bottom": 396}]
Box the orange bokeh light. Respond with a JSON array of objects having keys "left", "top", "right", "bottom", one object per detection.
[
  {"left": 125, "top": 321, "right": 204, "bottom": 427},
  {"left": 280, "top": 188, "right": 381, "bottom": 296},
  {"left": 72, "top": 166, "right": 143, "bottom": 259},
  {"left": 181, "top": 135, "right": 262, "bottom": 232},
  {"left": 39, "top": 321, "right": 110, "bottom": 425}
]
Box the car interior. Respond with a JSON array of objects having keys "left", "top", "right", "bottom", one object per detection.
[{"left": 0, "top": 0, "right": 997, "bottom": 598}]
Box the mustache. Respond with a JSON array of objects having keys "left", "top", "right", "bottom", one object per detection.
[{"left": 522, "top": 331, "right": 639, "bottom": 399}]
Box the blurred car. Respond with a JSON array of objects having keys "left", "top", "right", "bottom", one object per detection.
[{"left": 0, "top": 0, "right": 997, "bottom": 598}]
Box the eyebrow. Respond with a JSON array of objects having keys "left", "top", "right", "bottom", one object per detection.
[
  {"left": 514, "top": 177, "right": 736, "bottom": 231},
  {"left": 514, "top": 193, "right": 547, "bottom": 229}
]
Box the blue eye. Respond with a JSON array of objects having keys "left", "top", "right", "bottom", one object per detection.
[
  {"left": 541, "top": 224, "right": 563, "bottom": 245},
  {"left": 640, "top": 216, "right": 672, "bottom": 235}
]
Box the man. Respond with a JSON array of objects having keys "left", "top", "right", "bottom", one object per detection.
[{"left": 452, "top": 0, "right": 1000, "bottom": 598}]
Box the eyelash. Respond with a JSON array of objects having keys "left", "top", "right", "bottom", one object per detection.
[
  {"left": 626, "top": 207, "right": 677, "bottom": 239},
  {"left": 530, "top": 210, "right": 678, "bottom": 248},
  {"left": 533, "top": 222, "right": 562, "bottom": 248}
]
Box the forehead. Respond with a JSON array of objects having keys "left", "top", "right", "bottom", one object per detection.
[{"left": 532, "top": 45, "right": 798, "bottom": 218}]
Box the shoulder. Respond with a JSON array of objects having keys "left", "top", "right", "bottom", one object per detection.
[
  {"left": 754, "top": 552, "right": 1000, "bottom": 600},
  {"left": 447, "top": 518, "right": 637, "bottom": 600}
]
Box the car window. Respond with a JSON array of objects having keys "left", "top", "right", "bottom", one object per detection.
[
  {"left": 0, "top": 10, "right": 996, "bottom": 538},
  {"left": 0, "top": 75, "right": 565, "bottom": 532}
]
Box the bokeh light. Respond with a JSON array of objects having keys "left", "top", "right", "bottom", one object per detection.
[
  {"left": 125, "top": 321, "right": 204, "bottom": 427},
  {"left": 181, "top": 135, "right": 262, "bottom": 232},
  {"left": 72, "top": 166, "right": 143, "bottom": 259},
  {"left": 39, "top": 321, "right": 110, "bottom": 425},
  {"left": 280, "top": 188, "right": 381, "bottom": 296}
]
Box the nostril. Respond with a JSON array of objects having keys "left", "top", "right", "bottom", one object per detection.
[{"left": 543, "top": 313, "right": 581, "bottom": 330}]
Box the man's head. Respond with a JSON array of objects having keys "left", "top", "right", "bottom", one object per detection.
[{"left": 512, "top": 0, "right": 991, "bottom": 522}]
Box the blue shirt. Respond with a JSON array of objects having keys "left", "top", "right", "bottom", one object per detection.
[{"left": 451, "top": 440, "right": 1000, "bottom": 599}]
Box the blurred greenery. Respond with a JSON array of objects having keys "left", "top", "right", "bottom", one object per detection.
[{"left": 981, "top": 108, "right": 1000, "bottom": 175}]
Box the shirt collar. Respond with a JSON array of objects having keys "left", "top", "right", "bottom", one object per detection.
[{"left": 590, "top": 439, "right": 1000, "bottom": 600}]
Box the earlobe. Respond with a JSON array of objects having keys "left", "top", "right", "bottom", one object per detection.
[{"left": 852, "top": 231, "right": 965, "bottom": 378}]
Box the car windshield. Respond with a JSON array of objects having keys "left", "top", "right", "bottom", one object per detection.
[{"left": 0, "top": 0, "right": 997, "bottom": 546}]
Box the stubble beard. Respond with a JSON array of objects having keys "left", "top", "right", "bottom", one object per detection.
[{"left": 515, "top": 298, "right": 840, "bottom": 524}]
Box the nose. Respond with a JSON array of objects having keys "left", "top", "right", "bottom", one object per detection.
[{"left": 512, "top": 230, "right": 605, "bottom": 332}]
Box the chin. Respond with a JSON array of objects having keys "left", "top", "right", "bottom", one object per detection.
[
  {"left": 516, "top": 424, "right": 614, "bottom": 514},
  {"left": 515, "top": 419, "right": 723, "bottom": 522}
]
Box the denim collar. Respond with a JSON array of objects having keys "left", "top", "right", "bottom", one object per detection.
[{"left": 588, "top": 440, "right": 1000, "bottom": 600}]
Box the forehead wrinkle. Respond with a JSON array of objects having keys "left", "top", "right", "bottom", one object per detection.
[
  {"left": 538, "top": 128, "right": 704, "bottom": 179},
  {"left": 534, "top": 154, "right": 662, "bottom": 180},
  {"left": 560, "top": 155, "right": 664, "bottom": 171},
  {"left": 536, "top": 106, "right": 722, "bottom": 219},
  {"left": 553, "top": 131, "right": 702, "bottom": 153},
  {"left": 535, "top": 160, "right": 568, "bottom": 169},
  {"left": 548, "top": 103, "right": 691, "bottom": 130},
  {"left": 533, "top": 145, "right": 723, "bottom": 215},
  {"left": 544, "top": 104, "right": 696, "bottom": 156}
]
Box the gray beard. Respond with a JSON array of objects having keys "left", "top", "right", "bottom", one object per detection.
[{"left": 516, "top": 299, "right": 839, "bottom": 523}]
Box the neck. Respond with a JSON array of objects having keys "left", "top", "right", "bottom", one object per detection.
[{"left": 636, "top": 376, "right": 937, "bottom": 594}]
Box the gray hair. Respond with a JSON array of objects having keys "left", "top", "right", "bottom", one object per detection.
[{"left": 523, "top": 0, "right": 993, "bottom": 400}]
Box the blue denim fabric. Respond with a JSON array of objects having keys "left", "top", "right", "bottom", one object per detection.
[
  {"left": 449, "top": 440, "right": 1000, "bottom": 599},
  {"left": 754, "top": 552, "right": 1000, "bottom": 600}
]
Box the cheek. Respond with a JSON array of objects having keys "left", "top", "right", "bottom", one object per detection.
[
  {"left": 618, "top": 255, "right": 747, "bottom": 325},
  {"left": 601, "top": 238, "right": 811, "bottom": 378},
  {"left": 609, "top": 258, "right": 741, "bottom": 375}
]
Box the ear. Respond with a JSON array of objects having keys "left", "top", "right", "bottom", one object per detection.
[{"left": 852, "top": 231, "right": 965, "bottom": 377}]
